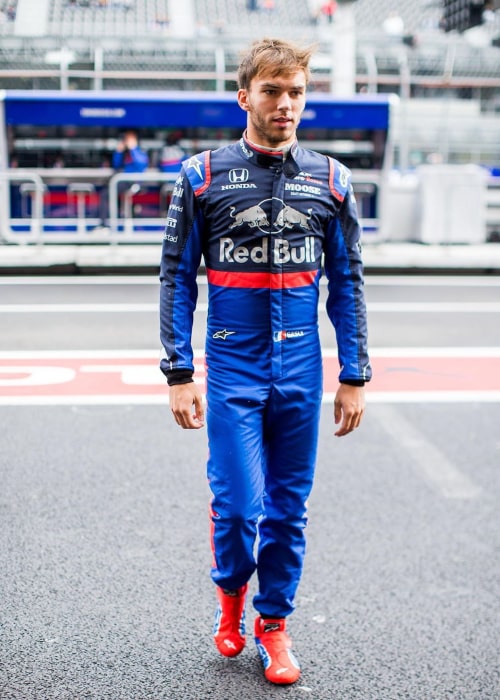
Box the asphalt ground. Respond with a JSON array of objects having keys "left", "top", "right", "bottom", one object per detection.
[{"left": 1, "top": 276, "right": 500, "bottom": 699}]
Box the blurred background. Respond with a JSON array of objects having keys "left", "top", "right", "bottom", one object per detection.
[{"left": 0, "top": 0, "right": 499, "bottom": 253}]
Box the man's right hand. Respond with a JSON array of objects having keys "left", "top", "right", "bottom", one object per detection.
[{"left": 169, "top": 383, "right": 205, "bottom": 429}]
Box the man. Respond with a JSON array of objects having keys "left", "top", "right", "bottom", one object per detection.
[
  {"left": 157, "top": 131, "right": 187, "bottom": 174},
  {"left": 112, "top": 129, "right": 149, "bottom": 173},
  {"left": 159, "top": 38, "right": 371, "bottom": 685}
]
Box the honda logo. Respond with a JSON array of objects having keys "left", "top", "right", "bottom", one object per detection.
[{"left": 229, "top": 168, "right": 249, "bottom": 184}]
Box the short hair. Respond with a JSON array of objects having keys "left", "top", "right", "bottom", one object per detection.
[{"left": 237, "top": 37, "right": 315, "bottom": 90}]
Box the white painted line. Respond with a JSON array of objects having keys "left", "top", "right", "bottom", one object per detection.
[
  {"left": 374, "top": 404, "right": 482, "bottom": 499},
  {"left": 0, "top": 347, "right": 498, "bottom": 359},
  {"left": 0, "top": 303, "right": 159, "bottom": 313},
  {"left": 367, "top": 302, "right": 500, "bottom": 312},
  {"left": 364, "top": 275, "right": 500, "bottom": 287},
  {"left": 364, "top": 391, "right": 500, "bottom": 403},
  {"left": 0, "top": 349, "right": 202, "bottom": 359},
  {"left": 0, "top": 276, "right": 157, "bottom": 285},
  {"left": 1, "top": 302, "right": 500, "bottom": 314},
  {"left": 0, "top": 395, "right": 169, "bottom": 406},
  {"left": 1, "top": 391, "right": 499, "bottom": 407},
  {"left": 364, "top": 347, "right": 500, "bottom": 358},
  {"left": 1, "top": 274, "right": 500, "bottom": 287}
]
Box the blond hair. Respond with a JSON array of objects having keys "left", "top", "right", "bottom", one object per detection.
[{"left": 237, "top": 37, "right": 315, "bottom": 90}]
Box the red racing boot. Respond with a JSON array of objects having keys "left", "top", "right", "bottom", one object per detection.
[
  {"left": 254, "top": 616, "right": 301, "bottom": 684},
  {"left": 213, "top": 584, "right": 248, "bottom": 657}
]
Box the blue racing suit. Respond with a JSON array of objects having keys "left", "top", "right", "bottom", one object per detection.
[{"left": 159, "top": 136, "right": 371, "bottom": 618}]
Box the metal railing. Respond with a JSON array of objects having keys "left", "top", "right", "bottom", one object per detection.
[
  {"left": 0, "top": 170, "right": 45, "bottom": 243},
  {"left": 2, "top": 167, "right": 498, "bottom": 246},
  {"left": 0, "top": 170, "right": 177, "bottom": 244},
  {"left": 0, "top": 169, "right": 385, "bottom": 245}
]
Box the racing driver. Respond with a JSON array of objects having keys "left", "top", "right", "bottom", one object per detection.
[{"left": 159, "top": 37, "right": 371, "bottom": 685}]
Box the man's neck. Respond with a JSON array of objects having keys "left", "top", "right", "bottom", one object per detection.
[{"left": 245, "top": 132, "right": 294, "bottom": 156}]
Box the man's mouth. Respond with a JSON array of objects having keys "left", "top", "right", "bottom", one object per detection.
[{"left": 274, "top": 117, "right": 292, "bottom": 126}]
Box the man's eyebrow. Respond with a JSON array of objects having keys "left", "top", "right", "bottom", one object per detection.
[{"left": 260, "top": 82, "right": 306, "bottom": 90}]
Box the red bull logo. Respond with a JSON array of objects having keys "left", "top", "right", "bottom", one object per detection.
[
  {"left": 228, "top": 198, "right": 313, "bottom": 234},
  {"left": 274, "top": 205, "right": 312, "bottom": 231},
  {"left": 219, "top": 236, "right": 316, "bottom": 264},
  {"left": 229, "top": 204, "right": 269, "bottom": 229}
]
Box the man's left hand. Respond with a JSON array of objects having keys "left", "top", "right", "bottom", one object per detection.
[{"left": 334, "top": 383, "right": 365, "bottom": 437}]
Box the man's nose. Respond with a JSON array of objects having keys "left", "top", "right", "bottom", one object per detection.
[{"left": 277, "top": 93, "right": 292, "bottom": 111}]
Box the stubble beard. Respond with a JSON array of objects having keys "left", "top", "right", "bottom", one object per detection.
[{"left": 249, "top": 110, "right": 296, "bottom": 148}]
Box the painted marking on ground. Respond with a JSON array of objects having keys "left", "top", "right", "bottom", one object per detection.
[
  {"left": 374, "top": 404, "right": 482, "bottom": 499},
  {"left": 1, "top": 302, "right": 499, "bottom": 313},
  {"left": 0, "top": 349, "right": 499, "bottom": 405}
]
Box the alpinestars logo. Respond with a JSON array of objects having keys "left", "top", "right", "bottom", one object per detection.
[{"left": 212, "top": 329, "right": 236, "bottom": 340}]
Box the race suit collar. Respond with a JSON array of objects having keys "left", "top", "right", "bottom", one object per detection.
[{"left": 238, "top": 133, "right": 300, "bottom": 177}]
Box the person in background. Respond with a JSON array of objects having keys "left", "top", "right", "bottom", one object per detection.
[
  {"left": 157, "top": 132, "right": 187, "bottom": 175},
  {"left": 320, "top": 0, "right": 337, "bottom": 24},
  {"left": 159, "top": 37, "right": 370, "bottom": 686},
  {"left": 112, "top": 130, "right": 149, "bottom": 173},
  {"left": 262, "top": 0, "right": 275, "bottom": 12}
]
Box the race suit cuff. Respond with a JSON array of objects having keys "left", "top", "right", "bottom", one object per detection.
[
  {"left": 166, "top": 369, "right": 194, "bottom": 386},
  {"left": 340, "top": 379, "right": 365, "bottom": 387}
]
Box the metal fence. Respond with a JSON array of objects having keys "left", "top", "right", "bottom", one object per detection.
[
  {"left": 0, "top": 169, "right": 385, "bottom": 244},
  {"left": 0, "top": 32, "right": 499, "bottom": 98}
]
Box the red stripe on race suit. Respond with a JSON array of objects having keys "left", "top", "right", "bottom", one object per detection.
[{"left": 206, "top": 269, "right": 317, "bottom": 289}]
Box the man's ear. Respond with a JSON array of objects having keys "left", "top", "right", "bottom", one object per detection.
[{"left": 237, "top": 89, "right": 250, "bottom": 112}]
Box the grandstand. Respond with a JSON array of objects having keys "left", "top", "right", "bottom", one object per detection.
[
  {"left": 1, "top": 0, "right": 499, "bottom": 245},
  {"left": 0, "top": 1, "right": 497, "bottom": 97},
  {"left": 1, "top": 7, "right": 499, "bottom": 148},
  {"left": 0, "top": 0, "right": 18, "bottom": 33},
  {"left": 0, "top": 0, "right": 447, "bottom": 39},
  {"left": 48, "top": 0, "right": 172, "bottom": 38},
  {"left": 0, "top": 1, "right": 499, "bottom": 168}
]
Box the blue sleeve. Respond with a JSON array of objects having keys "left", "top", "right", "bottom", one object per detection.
[
  {"left": 130, "top": 147, "right": 149, "bottom": 171},
  {"left": 159, "top": 165, "right": 204, "bottom": 378},
  {"left": 324, "top": 165, "right": 372, "bottom": 383}
]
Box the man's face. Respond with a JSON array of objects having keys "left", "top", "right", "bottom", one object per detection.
[
  {"left": 123, "top": 132, "right": 138, "bottom": 149},
  {"left": 237, "top": 70, "right": 307, "bottom": 148}
]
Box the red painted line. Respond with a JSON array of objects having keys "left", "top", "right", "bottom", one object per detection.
[
  {"left": 325, "top": 356, "right": 500, "bottom": 393},
  {"left": 0, "top": 354, "right": 499, "bottom": 398}
]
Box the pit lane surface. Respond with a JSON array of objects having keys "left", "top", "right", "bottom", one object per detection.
[{"left": 1, "top": 275, "right": 499, "bottom": 699}]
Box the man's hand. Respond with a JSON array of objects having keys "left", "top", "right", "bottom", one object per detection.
[
  {"left": 169, "top": 383, "right": 205, "bottom": 429},
  {"left": 334, "top": 383, "right": 365, "bottom": 437}
]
